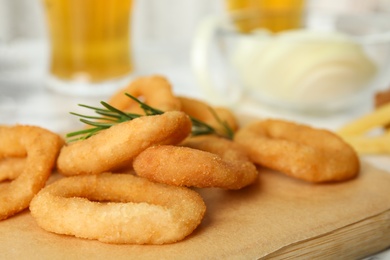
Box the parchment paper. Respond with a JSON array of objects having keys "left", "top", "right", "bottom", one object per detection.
[{"left": 1, "top": 162, "right": 390, "bottom": 259}]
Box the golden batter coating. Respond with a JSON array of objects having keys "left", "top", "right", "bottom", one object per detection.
[
  {"left": 234, "top": 119, "right": 360, "bottom": 183},
  {"left": 0, "top": 157, "right": 26, "bottom": 181},
  {"left": 0, "top": 125, "right": 63, "bottom": 220},
  {"left": 57, "top": 111, "right": 192, "bottom": 176},
  {"left": 30, "top": 173, "right": 206, "bottom": 244},
  {"left": 134, "top": 135, "right": 258, "bottom": 189}
]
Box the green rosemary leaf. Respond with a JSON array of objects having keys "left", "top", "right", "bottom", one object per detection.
[
  {"left": 100, "top": 101, "right": 135, "bottom": 120},
  {"left": 66, "top": 93, "right": 234, "bottom": 142},
  {"left": 190, "top": 117, "right": 215, "bottom": 131},
  {"left": 67, "top": 129, "right": 101, "bottom": 142},
  {"left": 124, "top": 93, "right": 164, "bottom": 115},
  {"left": 66, "top": 127, "right": 98, "bottom": 138},
  {"left": 79, "top": 119, "right": 115, "bottom": 128},
  {"left": 69, "top": 112, "right": 117, "bottom": 122},
  {"left": 208, "top": 107, "right": 234, "bottom": 139},
  {"left": 66, "top": 127, "right": 102, "bottom": 142},
  {"left": 94, "top": 110, "right": 124, "bottom": 120},
  {"left": 78, "top": 104, "right": 109, "bottom": 113}
]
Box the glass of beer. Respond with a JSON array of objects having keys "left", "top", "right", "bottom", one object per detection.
[
  {"left": 42, "top": 0, "right": 134, "bottom": 96},
  {"left": 225, "top": 0, "right": 305, "bottom": 33}
]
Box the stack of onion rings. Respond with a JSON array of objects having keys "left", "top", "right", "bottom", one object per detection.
[
  {"left": 234, "top": 119, "right": 360, "bottom": 183},
  {"left": 0, "top": 74, "right": 363, "bottom": 248},
  {"left": 57, "top": 111, "right": 192, "bottom": 176},
  {"left": 30, "top": 173, "right": 206, "bottom": 244},
  {"left": 0, "top": 125, "right": 63, "bottom": 220},
  {"left": 133, "top": 135, "right": 258, "bottom": 189}
]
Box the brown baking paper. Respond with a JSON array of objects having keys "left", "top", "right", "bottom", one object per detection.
[{"left": 1, "top": 161, "right": 390, "bottom": 259}]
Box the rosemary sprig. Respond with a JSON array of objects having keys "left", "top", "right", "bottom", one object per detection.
[
  {"left": 66, "top": 94, "right": 233, "bottom": 142},
  {"left": 124, "top": 93, "right": 164, "bottom": 116},
  {"left": 208, "top": 107, "right": 235, "bottom": 139}
]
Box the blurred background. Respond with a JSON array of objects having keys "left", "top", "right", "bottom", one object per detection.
[
  {"left": 2, "top": 0, "right": 389, "bottom": 93},
  {"left": 1, "top": 0, "right": 390, "bottom": 132},
  {"left": 0, "top": 0, "right": 223, "bottom": 94}
]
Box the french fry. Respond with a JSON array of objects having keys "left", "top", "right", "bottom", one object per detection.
[
  {"left": 342, "top": 133, "right": 390, "bottom": 154},
  {"left": 338, "top": 102, "right": 390, "bottom": 136}
]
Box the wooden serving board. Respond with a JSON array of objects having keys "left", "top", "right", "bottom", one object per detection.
[{"left": 1, "top": 161, "right": 390, "bottom": 259}]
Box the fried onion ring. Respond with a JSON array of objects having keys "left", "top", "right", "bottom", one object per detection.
[
  {"left": 30, "top": 173, "right": 206, "bottom": 244},
  {"left": 0, "top": 125, "right": 63, "bottom": 220},
  {"left": 0, "top": 129, "right": 27, "bottom": 157},
  {"left": 108, "top": 75, "right": 181, "bottom": 114},
  {"left": 134, "top": 135, "right": 258, "bottom": 189},
  {"left": 178, "top": 96, "right": 238, "bottom": 134},
  {"left": 234, "top": 119, "right": 360, "bottom": 183},
  {"left": 57, "top": 111, "right": 192, "bottom": 176},
  {"left": 0, "top": 157, "right": 25, "bottom": 181}
]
